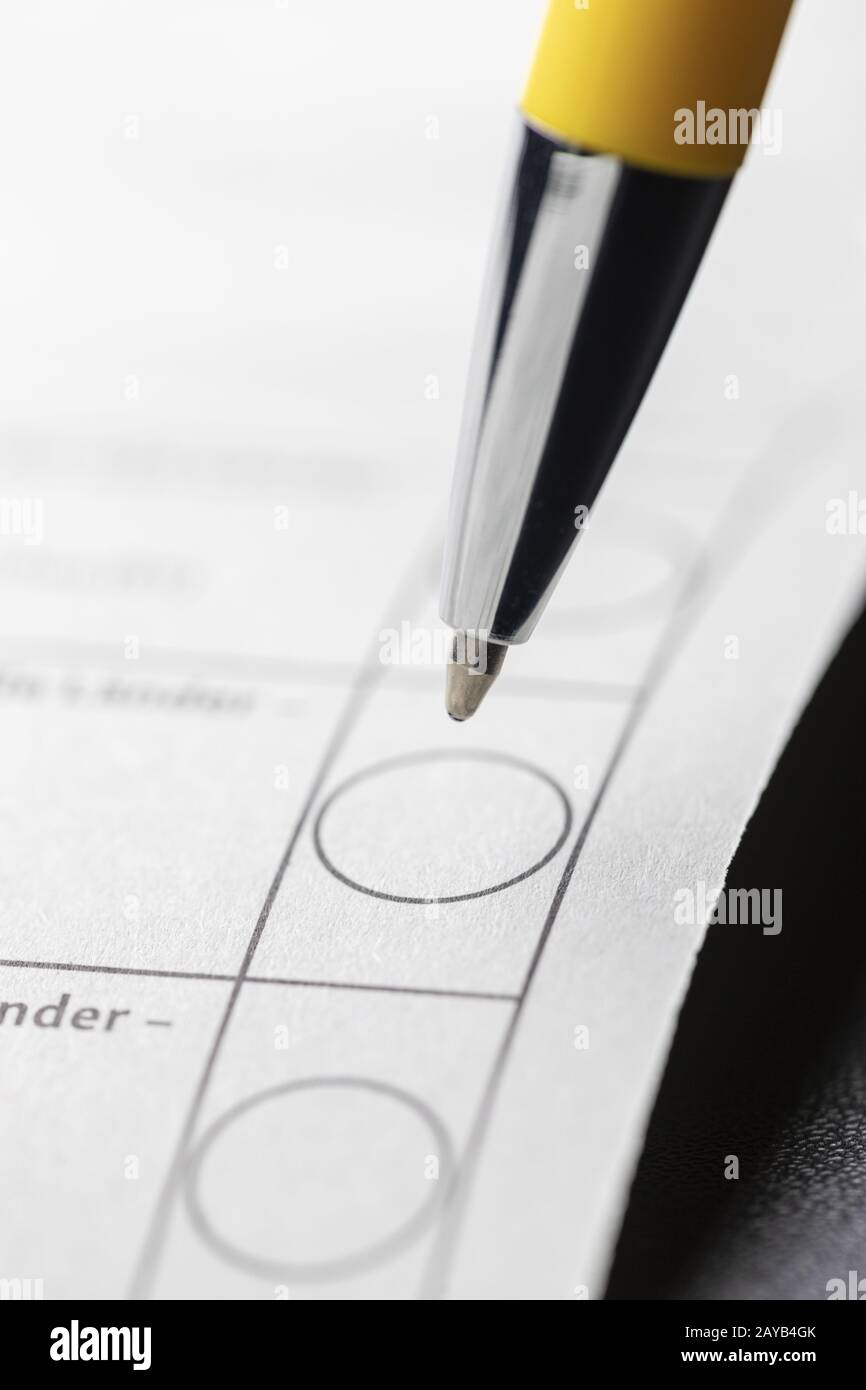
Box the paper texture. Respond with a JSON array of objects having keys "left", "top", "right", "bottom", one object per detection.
[
  {"left": 1, "top": 0, "right": 865, "bottom": 1301},
  {"left": 1, "top": 427, "right": 863, "bottom": 1301}
]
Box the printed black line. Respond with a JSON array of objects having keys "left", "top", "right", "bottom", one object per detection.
[
  {"left": 245, "top": 978, "right": 518, "bottom": 1004},
  {"left": 419, "top": 677, "right": 656, "bottom": 1298},
  {"left": 127, "top": 553, "right": 511, "bottom": 1297},
  {"left": 0, "top": 634, "right": 638, "bottom": 704},
  {"left": 418, "top": 427, "right": 827, "bottom": 1299},
  {"left": 0, "top": 958, "right": 234, "bottom": 984},
  {"left": 0, "top": 957, "right": 517, "bottom": 1003},
  {"left": 421, "top": 610, "right": 720, "bottom": 1294},
  {"left": 127, "top": 665, "right": 380, "bottom": 1299}
]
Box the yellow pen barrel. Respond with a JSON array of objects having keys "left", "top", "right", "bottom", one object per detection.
[
  {"left": 441, "top": 0, "right": 797, "bottom": 656},
  {"left": 522, "top": 0, "right": 795, "bottom": 178}
]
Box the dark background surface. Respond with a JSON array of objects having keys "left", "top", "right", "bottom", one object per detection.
[{"left": 607, "top": 598, "right": 866, "bottom": 1300}]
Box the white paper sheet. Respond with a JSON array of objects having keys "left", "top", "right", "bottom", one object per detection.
[{"left": 1, "top": 0, "right": 865, "bottom": 1301}]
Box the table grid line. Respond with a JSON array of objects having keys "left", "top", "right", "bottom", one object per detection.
[
  {"left": 2, "top": 536, "right": 685, "bottom": 1296},
  {"left": 0, "top": 956, "right": 519, "bottom": 1004},
  {"left": 0, "top": 635, "right": 640, "bottom": 705},
  {"left": 418, "top": 438, "right": 806, "bottom": 1298}
]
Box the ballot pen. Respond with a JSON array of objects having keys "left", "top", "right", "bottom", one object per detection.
[{"left": 440, "top": 0, "right": 794, "bottom": 720}]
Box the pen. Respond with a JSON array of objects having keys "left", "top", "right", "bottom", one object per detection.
[{"left": 440, "top": 0, "right": 794, "bottom": 720}]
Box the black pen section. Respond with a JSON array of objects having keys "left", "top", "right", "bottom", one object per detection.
[{"left": 490, "top": 153, "right": 730, "bottom": 642}]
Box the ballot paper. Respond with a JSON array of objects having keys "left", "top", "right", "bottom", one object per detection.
[
  {"left": 0, "top": 421, "right": 863, "bottom": 1303},
  {"left": 1, "top": 0, "right": 866, "bottom": 1301}
]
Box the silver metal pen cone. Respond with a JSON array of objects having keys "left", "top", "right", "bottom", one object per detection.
[
  {"left": 439, "top": 122, "right": 621, "bottom": 647},
  {"left": 445, "top": 632, "right": 508, "bottom": 722},
  {"left": 438, "top": 117, "right": 730, "bottom": 658}
]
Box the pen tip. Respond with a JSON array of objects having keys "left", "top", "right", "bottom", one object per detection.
[{"left": 445, "top": 633, "right": 508, "bottom": 722}]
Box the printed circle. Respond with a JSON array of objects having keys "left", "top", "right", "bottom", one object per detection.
[
  {"left": 313, "top": 749, "right": 572, "bottom": 903},
  {"left": 184, "top": 1077, "right": 453, "bottom": 1284},
  {"left": 544, "top": 504, "right": 696, "bottom": 634}
]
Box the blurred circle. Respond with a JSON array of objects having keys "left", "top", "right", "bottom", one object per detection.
[
  {"left": 543, "top": 504, "right": 696, "bottom": 634},
  {"left": 184, "top": 1077, "right": 453, "bottom": 1283},
  {"left": 313, "top": 749, "right": 572, "bottom": 903}
]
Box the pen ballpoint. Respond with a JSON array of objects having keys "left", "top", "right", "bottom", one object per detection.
[{"left": 440, "top": 0, "right": 794, "bottom": 720}]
